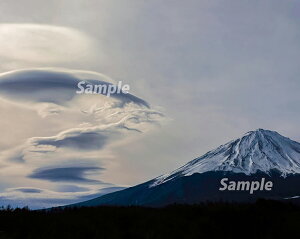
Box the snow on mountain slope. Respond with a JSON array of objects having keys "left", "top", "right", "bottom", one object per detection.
[{"left": 151, "top": 129, "right": 300, "bottom": 187}]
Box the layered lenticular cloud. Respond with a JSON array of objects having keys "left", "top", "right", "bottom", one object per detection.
[
  {"left": 0, "top": 69, "right": 149, "bottom": 107},
  {"left": 0, "top": 68, "right": 164, "bottom": 208}
]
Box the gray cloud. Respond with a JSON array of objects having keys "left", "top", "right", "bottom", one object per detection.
[
  {"left": 28, "top": 166, "right": 104, "bottom": 183},
  {"left": 0, "top": 69, "right": 149, "bottom": 107},
  {"left": 35, "top": 132, "right": 110, "bottom": 151},
  {"left": 13, "top": 188, "right": 43, "bottom": 193}
]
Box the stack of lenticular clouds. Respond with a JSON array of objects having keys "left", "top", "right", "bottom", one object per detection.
[{"left": 0, "top": 68, "right": 164, "bottom": 209}]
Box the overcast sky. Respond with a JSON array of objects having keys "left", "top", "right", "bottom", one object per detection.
[{"left": 0, "top": 0, "right": 300, "bottom": 208}]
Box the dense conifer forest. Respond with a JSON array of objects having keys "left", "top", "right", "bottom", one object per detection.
[{"left": 0, "top": 200, "right": 299, "bottom": 239}]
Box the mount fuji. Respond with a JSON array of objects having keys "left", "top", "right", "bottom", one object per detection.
[
  {"left": 151, "top": 129, "right": 300, "bottom": 186},
  {"left": 69, "top": 129, "right": 300, "bottom": 207}
]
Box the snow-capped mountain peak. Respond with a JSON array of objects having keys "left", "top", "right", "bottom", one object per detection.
[{"left": 151, "top": 129, "right": 300, "bottom": 187}]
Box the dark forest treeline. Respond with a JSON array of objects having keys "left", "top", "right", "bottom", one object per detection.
[{"left": 0, "top": 199, "right": 299, "bottom": 239}]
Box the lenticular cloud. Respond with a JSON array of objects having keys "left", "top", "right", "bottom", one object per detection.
[{"left": 0, "top": 68, "right": 148, "bottom": 107}]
